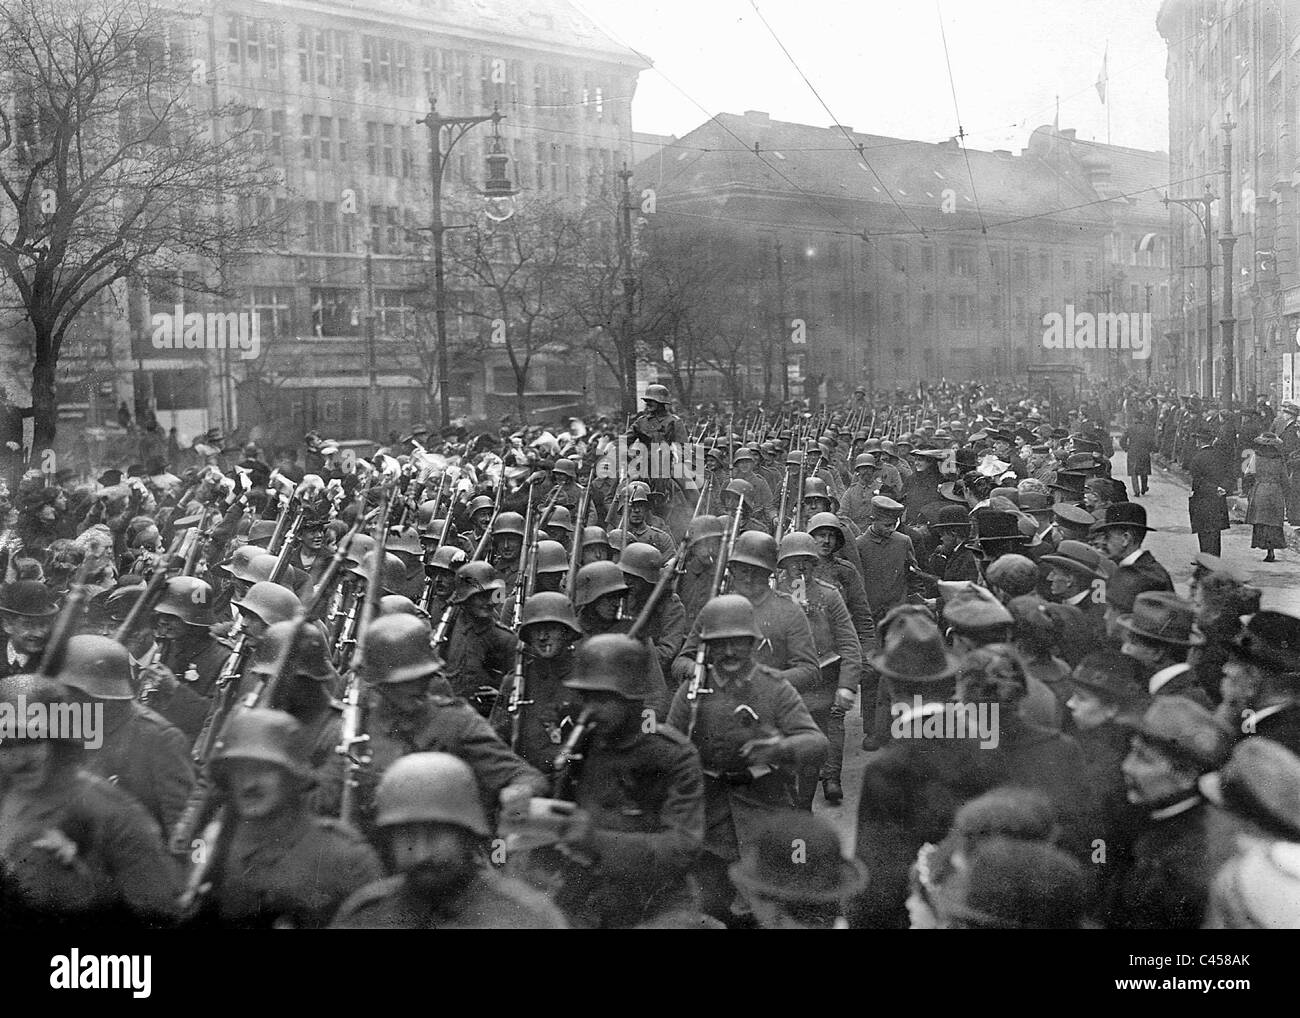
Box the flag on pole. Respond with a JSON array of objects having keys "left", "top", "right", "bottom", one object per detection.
[{"left": 1095, "top": 46, "right": 1108, "bottom": 104}]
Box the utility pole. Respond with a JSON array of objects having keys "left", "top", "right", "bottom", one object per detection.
[
  {"left": 618, "top": 164, "right": 638, "bottom": 416},
  {"left": 1164, "top": 188, "right": 1217, "bottom": 398},
  {"left": 774, "top": 238, "right": 788, "bottom": 401},
  {"left": 418, "top": 101, "right": 504, "bottom": 426},
  {"left": 1220, "top": 116, "right": 1237, "bottom": 406},
  {"left": 365, "top": 242, "right": 379, "bottom": 436}
]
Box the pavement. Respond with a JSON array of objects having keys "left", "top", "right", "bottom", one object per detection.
[{"left": 816, "top": 446, "right": 1300, "bottom": 852}]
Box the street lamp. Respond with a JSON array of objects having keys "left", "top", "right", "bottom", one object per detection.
[
  {"left": 418, "top": 101, "right": 518, "bottom": 426},
  {"left": 1163, "top": 187, "right": 1217, "bottom": 398}
]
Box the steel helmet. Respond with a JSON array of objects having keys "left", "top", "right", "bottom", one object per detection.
[
  {"left": 730, "top": 531, "right": 777, "bottom": 572},
  {"left": 519, "top": 592, "right": 582, "bottom": 637},
  {"left": 546, "top": 506, "right": 574, "bottom": 533},
  {"left": 154, "top": 576, "right": 216, "bottom": 627},
  {"left": 985, "top": 554, "right": 1041, "bottom": 598},
  {"left": 698, "top": 594, "right": 763, "bottom": 641},
  {"left": 563, "top": 634, "right": 652, "bottom": 700},
  {"left": 416, "top": 499, "right": 440, "bottom": 532},
  {"left": 379, "top": 594, "right": 430, "bottom": 619},
  {"left": 533, "top": 540, "right": 569, "bottom": 575},
  {"left": 245, "top": 552, "right": 281, "bottom": 584},
  {"left": 553, "top": 458, "right": 577, "bottom": 480},
  {"left": 219, "top": 545, "right": 261, "bottom": 581},
  {"left": 574, "top": 561, "right": 628, "bottom": 607},
  {"left": 248, "top": 620, "right": 335, "bottom": 683},
  {"left": 778, "top": 532, "right": 820, "bottom": 565},
  {"left": 210, "top": 707, "right": 311, "bottom": 783},
  {"left": 348, "top": 550, "right": 407, "bottom": 593},
  {"left": 344, "top": 533, "right": 376, "bottom": 568},
  {"left": 607, "top": 528, "right": 626, "bottom": 553},
  {"left": 618, "top": 543, "right": 662, "bottom": 584},
  {"left": 429, "top": 545, "right": 469, "bottom": 573},
  {"left": 853, "top": 453, "right": 878, "bottom": 470},
  {"left": 57, "top": 634, "right": 133, "bottom": 700},
  {"left": 386, "top": 529, "right": 423, "bottom": 558},
  {"left": 373, "top": 752, "right": 489, "bottom": 836},
  {"left": 234, "top": 581, "right": 302, "bottom": 626},
  {"left": 785, "top": 450, "right": 805, "bottom": 467},
  {"left": 807, "top": 511, "right": 846, "bottom": 549},
  {"left": 582, "top": 526, "right": 612, "bottom": 551},
  {"left": 492, "top": 512, "right": 526, "bottom": 539},
  {"left": 642, "top": 383, "right": 671, "bottom": 405},
  {"left": 467, "top": 494, "right": 495, "bottom": 517},
  {"left": 450, "top": 561, "right": 505, "bottom": 604},
  {"left": 422, "top": 519, "right": 451, "bottom": 545},
  {"left": 802, "top": 478, "right": 831, "bottom": 502},
  {"left": 363, "top": 613, "right": 441, "bottom": 684},
  {"left": 722, "top": 478, "right": 754, "bottom": 503},
  {"left": 627, "top": 481, "right": 651, "bottom": 504},
  {"left": 686, "top": 515, "right": 725, "bottom": 546}
]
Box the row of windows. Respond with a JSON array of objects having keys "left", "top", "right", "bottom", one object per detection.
[{"left": 222, "top": 17, "right": 622, "bottom": 122}]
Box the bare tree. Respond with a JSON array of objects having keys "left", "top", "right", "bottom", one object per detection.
[
  {"left": 443, "top": 194, "right": 586, "bottom": 423},
  {"left": 0, "top": 0, "right": 281, "bottom": 450}
]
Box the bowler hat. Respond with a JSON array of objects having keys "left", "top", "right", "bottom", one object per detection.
[
  {"left": 0, "top": 581, "right": 60, "bottom": 618},
  {"left": 1118, "top": 592, "right": 1205, "bottom": 647},
  {"left": 729, "top": 810, "right": 868, "bottom": 904},
  {"left": 869, "top": 615, "right": 961, "bottom": 684},
  {"left": 1231, "top": 610, "right": 1300, "bottom": 674},
  {"left": 1090, "top": 502, "right": 1154, "bottom": 534}
]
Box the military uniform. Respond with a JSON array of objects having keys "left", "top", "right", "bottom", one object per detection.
[
  {"left": 677, "top": 554, "right": 718, "bottom": 621},
  {"left": 489, "top": 651, "right": 580, "bottom": 776},
  {"left": 207, "top": 811, "right": 383, "bottom": 928},
  {"left": 812, "top": 554, "right": 875, "bottom": 654},
  {"left": 545, "top": 723, "right": 705, "bottom": 928},
  {"left": 624, "top": 521, "right": 675, "bottom": 558},
  {"left": 83, "top": 701, "right": 195, "bottom": 839},
  {"left": 330, "top": 869, "right": 568, "bottom": 929},
  {"left": 442, "top": 611, "right": 517, "bottom": 706}
]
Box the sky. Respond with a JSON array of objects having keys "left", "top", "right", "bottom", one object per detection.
[{"left": 575, "top": 0, "right": 1171, "bottom": 154}]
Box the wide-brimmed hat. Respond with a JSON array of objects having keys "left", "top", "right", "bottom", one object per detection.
[
  {"left": 869, "top": 615, "right": 961, "bottom": 684},
  {"left": 1117, "top": 591, "right": 1204, "bottom": 647},
  {"left": 1048, "top": 470, "right": 1087, "bottom": 495},
  {"left": 1040, "top": 540, "right": 1104, "bottom": 578},
  {"left": 0, "top": 581, "right": 60, "bottom": 618},
  {"left": 929, "top": 504, "right": 971, "bottom": 530},
  {"left": 729, "top": 811, "right": 868, "bottom": 905},
  {"left": 968, "top": 508, "right": 1025, "bottom": 545},
  {"left": 1090, "top": 502, "right": 1154, "bottom": 534}
]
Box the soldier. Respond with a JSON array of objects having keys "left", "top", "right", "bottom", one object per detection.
[
  {"left": 801, "top": 478, "right": 861, "bottom": 547},
  {"left": 147, "top": 576, "right": 240, "bottom": 741},
  {"left": 57, "top": 635, "right": 195, "bottom": 839},
  {"left": 806, "top": 511, "right": 873, "bottom": 649},
  {"left": 623, "top": 481, "right": 675, "bottom": 557},
  {"left": 330, "top": 753, "right": 567, "bottom": 929},
  {"left": 629, "top": 383, "right": 688, "bottom": 454},
  {"left": 358, "top": 613, "right": 545, "bottom": 838},
  {"left": 0, "top": 580, "right": 58, "bottom": 679},
  {"left": 526, "top": 635, "right": 707, "bottom": 928},
  {"left": 840, "top": 454, "right": 882, "bottom": 530},
  {"left": 579, "top": 526, "right": 613, "bottom": 565},
  {"left": 192, "top": 708, "right": 383, "bottom": 928},
  {"left": 730, "top": 447, "right": 774, "bottom": 513},
  {"left": 672, "top": 532, "right": 821, "bottom": 695},
  {"left": 775, "top": 533, "right": 861, "bottom": 807},
  {"left": 465, "top": 494, "right": 497, "bottom": 550},
  {"left": 490, "top": 592, "right": 583, "bottom": 775},
  {"left": 0, "top": 677, "right": 182, "bottom": 927},
  {"left": 573, "top": 561, "right": 671, "bottom": 719},
  {"left": 529, "top": 540, "right": 569, "bottom": 594},
  {"left": 422, "top": 544, "right": 467, "bottom": 622},
  {"left": 440, "top": 561, "right": 516, "bottom": 714},
  {"left": 718, "top": 478, "right": 767, "bottom": 535},
  {"left": 677, "top": 515, "right": 725, "bottom": 621},
  {"left": 666, "top": 595, "right": 828, "bottom": 924},
  {"left": 489, "top": 511, "right": 526, "bottom": 593},
  {"left": 618, "top": 542, "right": 687, "bottom": 677}
]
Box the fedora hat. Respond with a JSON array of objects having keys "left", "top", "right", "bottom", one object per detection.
[
  {"left": 1070, "top": 649, "right": 1148, "bottom": 706},
  {"left": 929, "top": 504, "right": 972, "bottom": 530},
  {"left": 1117, "top": 591, "right": 1205, "bottom": 647},
  {"left": 0, "top": 581, "right": 60, "bottom": 618},
  {"left": 1048, "top": 470, "right": 1087, "bottom": 494},
  {"left": 1040, "top": 540, "right": 1104, "bottom": 578},
  {"left": 1231, "top": 610, "right": 1300, "bottom": 674},
  {"left": 1090, "top": 501, "right": 1154, "bottom": 534},
  {"left": 729, "top": 811, "right": 868, "bottom": 905},
  {"left": 869, "top": 615, "right": 961, "bottom": 685},
  {"left": 938, "top": 480, "right": 967, "bottom": 504},
  {"left": 968, "top": 508, "right": 1025, "bottom": 544},
  {"left": 1199, "top": 738, "right": 1300, "bottom": 840},
  {"left": 1119, "top": 696, "right": 1232, "bottom": 771}
]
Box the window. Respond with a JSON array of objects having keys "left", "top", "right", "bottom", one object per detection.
[
  {"left": 369, "top": 205, "right": 384, "bottom": 252},
  {"left": 264, "top": 23, "right": 278, "bottom": 71},
  {"left": 382, "top": 125, "right": 396, "bottom": 176},
  {"left": 310, "top": 287, "right": 362, "bottom": 337},
  {"left": 401, "top": 126, "right": 415, "bottom": 178},
  {"left": 304, "top": 201, "right": 321, "bottom": 250},
  {"left": 922, "top": 293, "right": 935, "bottom": 328},
  {"left": 228, "top": 16, "right": 242, "bottom": 63},
  {"left": 1084, "top": 258, "right": 1095, "bottom": 283},
  {"left": 950, "top": 294, "right": 974, "bottom": 328},
  {"left": 948, "top": 246, "right": 976, "bottom": 277},
  {"left": 366, "top": 122, "right": 379, "bottom": 174},
  {"left": 1062, "top": 257, "right": 1073, "bottom": 278},
  {"left": 270, "top": 111, "right": 284, "bottom": 155},
  {"left": 375, "top": 291, "right": 414, "bottom": 337},
  {"left": 1016, "top": 296, "right": 1027, "bottom": 330},
  {"left": 828, "top": 240, "right": 844, "bottom": 269},
  {"left": 301, "top": 114, "right": 314, "bottom": 159},
  {"left": 386, "top": 206, "right": 399, "bottom": 251},
  {"left": 989, "top": 294, "right": 1003, "bottom": 328},
  {"left": 250, "top": 288, "right": 293, "bottom": 338},
  {"left": 535, "top": 142, "right": 547, "bottom": 189},
  {"left": 920, "top": 244, "right": 934, "bottom": 273},
  {"left": 396, "top": 44, "right": 411, "bottom": 94},
  {"left": 891, "top": 243, "right": 906, "bottom": 273},
  {"left": 337, "top": 118, "right": 348, "bottom": 162},
  {"left": 321, "top": 201, "right": 338, "bottom": 252},
  {"left": 250, "top": 108, "right": 266, "bottom": 152}
]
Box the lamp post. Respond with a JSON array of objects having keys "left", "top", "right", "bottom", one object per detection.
[
  {"left": 418, "top": 101, "right": 516, "bottom": 426},
  {"left": 1163, "top": 187, "right": 1217, "bottom": 398}
]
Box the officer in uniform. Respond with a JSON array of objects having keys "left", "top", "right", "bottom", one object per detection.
[
  {"left": 192, "top": 708, "right": 383, "bottom": 928},
  {"left": 359, "top": 613, "right": 545, "bottom": 838},
  {"left": 440, "top": 561, "right": 516, "bottom": 714},
  {"left": 330, "top": 753, "right": 567, "bottom": 929},
  {"left": 618, "top": 542, "right": 687, "bottom": 677},
  {"left": 527, "top": 635, "right": 706, "bottom": 928},
  {"left": 775, "top": 533, "right": 862, "bottom": 807},
  {"left": 57, "top": 635, "right": 195, "bottom": 839},
  {"left": 629, "top": 384, "right": 687, "bottom": 455},
  {"left": 666, "top": 595, "right": 828, "bottom": 924},
  {"left": 490, "top": 592, "right": 583, "bottom": 776}
]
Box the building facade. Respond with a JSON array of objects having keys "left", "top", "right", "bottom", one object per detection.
[
  {"left": 634, "top": 112, "right": 1172, "bottom": 401},
  {"left": 1159, "top": 0, "right": 1299, "bottom": 405}
]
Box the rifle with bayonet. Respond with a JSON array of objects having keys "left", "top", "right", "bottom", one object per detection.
[{"left": 685, "top": 496, "right": 743, "bottom": 739}]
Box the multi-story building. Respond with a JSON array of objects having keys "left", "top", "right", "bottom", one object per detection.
[
  {"left": 633, "top": 112, "right": 1171, "bottom": 400},
  {"left": 3, "top": 0, "right": 648, "bottom": 451},
  {"left": 1159, "top": 0, "right": 1298, "bottom": 404}
]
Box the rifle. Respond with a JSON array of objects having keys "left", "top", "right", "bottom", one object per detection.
[
  {"left": 792, "top": 450, "right": 809, "bottom": 533},
  {"left": 627, "top": 534, "right": 687, "bottom": 639},
  {"left": 774, "top": 460, "right": 791, "bottom": 544},
  {"left": 37, "top": 559, "right": 96, "bottom": 678},
  {"left": 504, "top": 478, "right": 539, "bottom": 631},
  {"left": 338, "top": 486, "right": 392, "bottom": 827},
  {"left": 552, "top": 705, "right": 595, "bottom": 799},
  {"left": 686, "top": 498, "right": 742, "bottom": 739},
  {"left": 115, "top": 532, "right": 187, "bottom": 645},
  {"left": 337, "top": 490, "right": 394, "bottom": 674},
  {"left": 563, "top": 472, "right": 591, "bottom": 600},
  {"left": 471, "top": 480, "right": 505, "bottom": 561},
  {"left": 505, "top": 489, "right": 545, "bottom": 752}
]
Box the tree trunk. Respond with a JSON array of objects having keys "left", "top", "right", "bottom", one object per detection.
[
  {"left": 515, "top": 372, "right": 528, "bottom": 426},
  {"left": 31, "top": 340, "right": 58, "bottom": 458}
]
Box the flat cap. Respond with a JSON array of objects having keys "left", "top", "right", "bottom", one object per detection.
[
  {"left": 1121, "top": 696, "right": 1231, "bottom": 771},
  {"left": 870, "top": 495, "right": 905, "bottom": 516}
]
